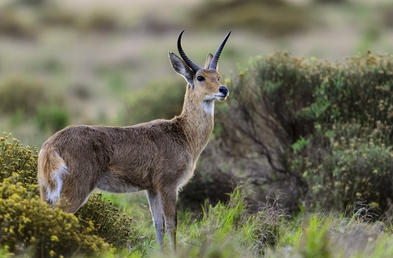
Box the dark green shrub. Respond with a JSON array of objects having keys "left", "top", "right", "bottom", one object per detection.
[
  {"left": 215, "top": 51, "right": 393, "bottom": 213},
  {"left": 0, "top": 77, "right": 50, "bottom": 116},
  {"left": 35, "top": 105, "right": 70, "bottom": 132},
  {"left": 303, "top": 53, "right": 393, "bottom": 139},
  {"left": 0, "top": 77, "right": 69, "bottom": 133},
  {"left": 216, "top": 52, "right": 325, "bottom": 210},
  {"left": 121, "top": 79, "right": 185, "bottom": 124},
  {"left": 302, "top": 127, "right": 393, "bottom": 212}
]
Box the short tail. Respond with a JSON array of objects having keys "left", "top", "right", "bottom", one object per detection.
[{"left": 37, "top": 146, "right": 67, "bottom": 205}]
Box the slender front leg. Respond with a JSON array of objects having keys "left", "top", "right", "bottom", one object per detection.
[
  {"left": 146, "top": 190, "right": 165, "bottom": 251},
  {"left": 161, "top": 188, "right": 178, "bottom": 252}
]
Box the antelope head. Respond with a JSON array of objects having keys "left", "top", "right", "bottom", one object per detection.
[{"left": 169, "top": 31, "right": 231, "bottom": 105}]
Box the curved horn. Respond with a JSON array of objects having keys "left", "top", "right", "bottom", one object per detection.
[
  {"left": 177, "top": 30, "right": 201, "bottom": 72},
  {"left": 209, "top": 31, "right": 231, "bottom": 70}
]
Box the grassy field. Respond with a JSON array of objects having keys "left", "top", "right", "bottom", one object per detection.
[
  {"left": 1, "top": 0, "right": 393, "bottom": 257},
  {"left": 98, "top": 191, "right": 393, "bottom": 258}
]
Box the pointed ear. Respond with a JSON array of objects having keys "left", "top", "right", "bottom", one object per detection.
[
  {"left": 169, "top": 52, "right": 195, "bottom": 87},
  {"left": 204, "top": 53, "right": 213, "bottom": 69}
]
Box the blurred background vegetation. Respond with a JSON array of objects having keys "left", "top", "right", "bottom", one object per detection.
[
  {"left": 2, "top": 0, "right": 393, "bottom": 257},
  {"left": 0, "top": 0, "right": 393, "bottom": 146}
]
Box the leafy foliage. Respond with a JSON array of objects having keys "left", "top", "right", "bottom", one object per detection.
[
  {"left": 217, "top": 51, "right": 393, "bottom": 214},
  {"left": 302, "top": 125, "right": 393, "bottom": 212}
]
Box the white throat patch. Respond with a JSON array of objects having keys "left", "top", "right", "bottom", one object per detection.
[{"left": 203, "top": 100, "right": 215, "bottom": 115}]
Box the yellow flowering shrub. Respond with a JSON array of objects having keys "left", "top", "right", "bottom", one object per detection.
[
  {"left": 76, "top": 193, "right": 135, "bottom": 248},
  {"left": 0, "top": 135, "right": 136, "bottom": 255},
  {"left": 0, "top": 133, "right": 38, "bottom": 185},
  {"left": 0, "top": 175, "right": 111, "bottom": 257}
]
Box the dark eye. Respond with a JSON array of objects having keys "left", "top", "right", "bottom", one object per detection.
[{"left": 197, "top": 75, "right": 205, "bottom": 82}]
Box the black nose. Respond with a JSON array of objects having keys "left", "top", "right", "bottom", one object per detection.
[{"left": 219, "top": 86, "right": 228, "bottom": 95}]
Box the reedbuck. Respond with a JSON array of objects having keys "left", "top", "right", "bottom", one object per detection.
[{"left": 37, "top": 31, "right": 231, "bottom": 251}]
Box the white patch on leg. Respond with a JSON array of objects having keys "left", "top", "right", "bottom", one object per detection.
[
  {"left": 202, "top": 100, "right": 215, "bottom": 115},
  {"left": 47, "top": 165, "right": 68, "bottom": 205}
]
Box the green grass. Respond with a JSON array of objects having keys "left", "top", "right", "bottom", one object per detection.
[{"left": 98, "top": 190, "right": 393, "bottom": 258}]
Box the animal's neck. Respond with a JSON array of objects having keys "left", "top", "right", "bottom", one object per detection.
[{"left": 177, "top": 87, "right": 214, "bottom": 159}]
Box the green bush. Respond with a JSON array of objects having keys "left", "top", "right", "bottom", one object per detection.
[
  {"left": 216, "top": 51, "right": 393, "bottom": 213},
  {"left": 302, "top": 126, "right": 393, "bottom": 212},
  {"left": 300, "top": 53, "right": 393, "bottom": 139},
  {"left": 35, "top": 105, "right": 70, "bottom": 132},
  {"left": 216, "top": 52, "right": 324, "bottom": 210},
  {"left": 0, "top": 77, "right": 59, "bottom": 117},
  {"left": 121, "top": 79, "right": 185, "bottom": 124},
  {"left": 0, "top": 77, "right": 70, "bottom": 133}
]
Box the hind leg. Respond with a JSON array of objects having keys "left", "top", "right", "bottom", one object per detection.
[
  {"left": 39, "top": 184, "right": 48, "bottom": 204},
  {"left": 59, "top": 174, "right": 96, "bottom": 213},
  {"left": 43, "top": 165, "right": 97, "bottom": 213},
  {"left": 37, "top": 147, "right": 103, "bottom": 213}
]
